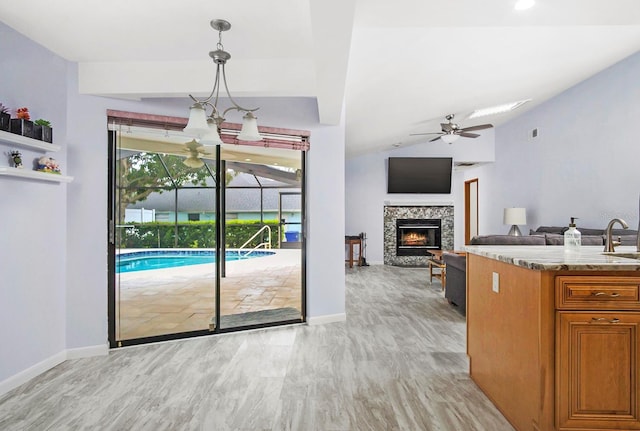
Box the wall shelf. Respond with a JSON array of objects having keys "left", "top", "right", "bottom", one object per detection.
[
  {"left": 0, "top": 167, "right": 73, "bottom": 183},
  {"left": 0, "top": 130, "right": 61, "bottom": 152}
]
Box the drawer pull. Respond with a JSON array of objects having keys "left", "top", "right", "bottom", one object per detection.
[
  {"left": 592, "top": 291, "right": 621, "bottom": 298},
  {"left": 591, "top": 317, "right": 620, "bottom": 324}
]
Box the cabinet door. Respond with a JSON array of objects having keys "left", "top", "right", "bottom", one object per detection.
[{"left": 557, "top": 312, "right": 640, "bottom": 430}]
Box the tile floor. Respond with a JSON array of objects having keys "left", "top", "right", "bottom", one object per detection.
[{"left": 116, "top": 249, "right": 302, "bottom": 340}]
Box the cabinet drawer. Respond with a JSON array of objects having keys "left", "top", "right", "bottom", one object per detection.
[{"left": 556, "top": 276, "right": 640, "bottom": 310}]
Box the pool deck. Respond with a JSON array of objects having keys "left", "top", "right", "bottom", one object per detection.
[{"left": 116, "top": 249, "right": 302, "bottom": 340}]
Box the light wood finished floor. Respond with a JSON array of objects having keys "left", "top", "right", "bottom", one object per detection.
[{"left": 0, "top": 265, "right": 514, "bottom": 431}]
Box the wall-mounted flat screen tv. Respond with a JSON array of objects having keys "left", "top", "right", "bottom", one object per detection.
[{"left": 387, "top": 157, "right": 453, "bottom": 194}]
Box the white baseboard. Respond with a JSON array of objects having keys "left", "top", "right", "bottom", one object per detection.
[
  {"left": 0, "top": 344, "right": 109, "bottom": 397},
  {"left": 66, "top": 343, "right": 109, "bottom": 360},
  {"left": 0, "top": 351, "right": 66, "bottom": 396},
  {"left": 307, "top": 313, "right": 346, "bottom": 325}
]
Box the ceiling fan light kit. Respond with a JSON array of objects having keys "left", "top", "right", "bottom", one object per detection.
[
  {"left": 184, "top": 19, "right": 264, "bottom": 143},
  {"left": 183, "top": 156, "right": 205, "bottom": 168},
  {"left": 440, "top": 134, "right": 459, "bottom": 144}
]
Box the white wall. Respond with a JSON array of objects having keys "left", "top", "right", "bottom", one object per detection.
[
  {"left": 471, "top": 51, "right": 640, "bottom": 236},
  {"left": 345, "top": 131, "right": 495, "bottom": 263},
  {"left": 1, "top": 21, "right": 346, "bottom": 390},
  {"left": 0, "top": 23, "right": 69, "bottom": 384}
]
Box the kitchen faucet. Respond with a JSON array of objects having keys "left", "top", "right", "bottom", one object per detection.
[{"left": 604, "top": 218, "right": 629, "bottom": 252}]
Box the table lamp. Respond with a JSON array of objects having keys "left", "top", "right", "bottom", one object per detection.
[{"left": 504, "top": 207, "right": 526, "bottom": 236}]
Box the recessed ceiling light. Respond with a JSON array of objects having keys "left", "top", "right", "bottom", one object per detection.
[
  {"left": 514, "top": 0, "right": 535, "bottom": 10},
  {"left": 245, "top": 158, "right": 251, "bottom": 161},
  {"left": 468, "top": 99, "right": 531, "bottom": 119}
]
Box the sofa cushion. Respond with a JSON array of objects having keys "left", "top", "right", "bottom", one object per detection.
[
  {"left": 534, "top": 226, "right": 567, "bottom": 234},
  {"left": 544, "top": 234, "right": 604, "bottom": 245},
  {"left": 612, "top": 229, "right": 638, "bottom": 236},
  {"left": 582, "top": 235, "right": 605, "bottom": 245},
  {"left": 617, "top": 235, "right": 638, "bottom": 246},
  {"left": 575, "top": 228, "right": 604, "bottom": 236},
  {"left": 470, "top": 235, "right": 546, "bottom": 245}
]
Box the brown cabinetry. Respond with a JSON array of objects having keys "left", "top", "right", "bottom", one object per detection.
[
  {"left": 556, "top": 275, "right": 640, "bottom": 430},
  {"left": 557, "top": 311, "right": 640, "bottom": 430},
  {"left": 467, "top": 254, "right": 640, "bottom": 431}
]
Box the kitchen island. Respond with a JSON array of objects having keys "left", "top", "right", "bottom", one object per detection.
[{"left": 465, "top": 245, "right": 640, "bottom": 431}]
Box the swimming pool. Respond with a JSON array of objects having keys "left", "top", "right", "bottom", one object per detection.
[{"left": 116, "top": 250, "right": 274, "bottom": 273}]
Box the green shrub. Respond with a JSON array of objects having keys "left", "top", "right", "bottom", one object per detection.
[{"left": 119, "top": 220, "right": 281, "bottom": 249}]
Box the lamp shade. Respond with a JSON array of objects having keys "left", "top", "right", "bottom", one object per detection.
[
  {"left": 503, "top": 207, "right": 527, "bottom": 225},
  {"left": 183, "top": 103, "right": 210, "bottom": 137},
  {"left": 199, "top": 118, "right": 224, "bottom": 145},
  {"left": 440, "top": 134, "right": 459, "bottom": 144},
  {"left": 237, "top": 112, "right": 263, "bottom": 141}
]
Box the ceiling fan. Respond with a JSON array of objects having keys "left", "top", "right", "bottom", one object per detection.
[
  {"left": 410, "top": 114, "right": 493, "bottom": 143},
  {"left": 181, "top": 139, "right": 214, "bottom": 168}
]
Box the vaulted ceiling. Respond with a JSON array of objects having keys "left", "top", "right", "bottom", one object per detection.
[{"left": 1, "top": 0, "right": 640, "bottom": 157}]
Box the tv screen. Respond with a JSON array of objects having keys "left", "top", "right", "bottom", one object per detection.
[{"left": 387, "top": 157, "right": 453, "bottom": 194}]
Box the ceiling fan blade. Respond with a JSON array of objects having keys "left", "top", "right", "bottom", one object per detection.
[
  {"left": 429, "top": 136, "right": 442, "bottom": 142},
  {"left": 409, "top": 132, "right": 442, "bottom": 136},
  {"left": 460, "top": 124, "right": 493, "bottom": 132},
  {"left": 459, "top": 132, "right": 480, "bottom": 138}
]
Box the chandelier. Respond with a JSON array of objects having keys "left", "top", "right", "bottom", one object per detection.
[{"left": 183, "top": 19, "right": 263, "bottom": 144}]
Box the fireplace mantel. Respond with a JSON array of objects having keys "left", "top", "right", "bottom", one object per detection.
[{"left": 384, "top": 200, "right": 454, "bottom": 207}]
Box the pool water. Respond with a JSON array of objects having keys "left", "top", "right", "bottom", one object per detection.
[{"left": 117, "top": 250, "right": 274, "bottom": 274}]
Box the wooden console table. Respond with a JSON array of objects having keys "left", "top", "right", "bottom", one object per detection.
[
  {"left": 345, "top": 236, "right": 363, "bottom": 268},
  {"left": 428, "top": 250, "right": 446, "bottom": 288}
]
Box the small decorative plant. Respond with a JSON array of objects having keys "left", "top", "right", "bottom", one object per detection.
[
  {"left": 34, "top": 119, "right": 51, "bottom": 127},
  {"left": 0, "top": 103, "right": 9, "bottom": 131},
  {"left": 9, "top": 107, "right": 34, "bottom": 137},
  {"left": 16, "top": 107, "right": 30, "bottom": 120},
  {"left": 33, "top": 118, "right": 53, "bottom": 143}
]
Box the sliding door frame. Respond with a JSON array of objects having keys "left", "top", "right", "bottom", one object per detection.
[{"left": 107, "top": 110, "right": 310, "bottom": 347}]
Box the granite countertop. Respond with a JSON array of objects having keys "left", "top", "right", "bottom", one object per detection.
[{"left": 463, "top": 245, "right": 640, "bottom": 271}]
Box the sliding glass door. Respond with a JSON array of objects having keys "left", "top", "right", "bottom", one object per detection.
[
  {"left": 218, "top": 155, "right": 304, "bottom": 330},
  {"left": 107, "top": 113, "right": 307, "bottom": 347},
  {"left": 109, "top": 126, "right": 218, "bottom": 345}
]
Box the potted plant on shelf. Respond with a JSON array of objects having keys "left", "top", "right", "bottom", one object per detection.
[
  {"left": 10, "top": 107, "right": 34, "bottom": 138},
  {"left": 33, "top": 119, "right": 53, "bottom": 143},
  {"left": 0, "top": 103, "right": 10, "bottom": 132}
]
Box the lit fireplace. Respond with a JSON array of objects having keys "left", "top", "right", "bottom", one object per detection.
[{"left": 396, "top": 219, "right": 441, "bottom": 256}]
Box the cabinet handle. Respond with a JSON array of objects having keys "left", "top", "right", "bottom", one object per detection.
[
  {"left": 592, "top": 291, "right": 620, "bottom": 298},
  {"left": 591, "top": 317, "right": 620, "bottom": 324}
]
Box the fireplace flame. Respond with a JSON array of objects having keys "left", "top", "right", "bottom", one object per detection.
[{"left": 401, "top": 232, "right": 427, "bottom": 246}]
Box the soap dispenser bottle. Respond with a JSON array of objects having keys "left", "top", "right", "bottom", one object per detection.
[{"left": 564, "top": 217, "right": 582, "bottom": 252}]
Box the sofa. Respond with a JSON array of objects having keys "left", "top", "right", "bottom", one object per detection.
[{"left": 442, "top": 225, "right": 639, "bottom": 316}]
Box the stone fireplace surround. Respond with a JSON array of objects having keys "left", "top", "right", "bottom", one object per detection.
[{"left": 384, "top": 204, "right": 454, "bottom": 266}]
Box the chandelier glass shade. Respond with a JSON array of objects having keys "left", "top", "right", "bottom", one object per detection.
[{"left": 184, "top": 19, "right": 263, "bottom": 143}]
